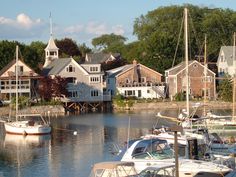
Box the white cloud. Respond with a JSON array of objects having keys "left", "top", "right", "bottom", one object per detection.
[
  {"left": 64, "top": 24, "right": 84, "bottom": 34},
  {"left": 0, "top": 13, "right": 45, "bottom": 40},
  {"left": 112, "top": 25, "right": 125, "bottom": 35},
  {"left": 86, "top": 22, "right": 109, "bottom": 35},
  {"left": 65, "top": 21, "right": 126, "bottom": 36}
]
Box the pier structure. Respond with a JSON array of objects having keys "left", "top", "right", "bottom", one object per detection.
[{"left": 64, "top": 100, "right": 112, "bottom": 114}]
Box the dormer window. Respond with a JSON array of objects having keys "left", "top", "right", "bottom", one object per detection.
[
  {"left": 90, "top": 66, "right": 98, "bottom": 72},
  {"left": 66, "top": 65, "right": 75, "bottom": 72}
]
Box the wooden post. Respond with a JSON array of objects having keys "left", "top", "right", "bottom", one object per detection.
[
  {"left": 169, "top": 125, "right": 182, "bottom": 177},
  {"left": 174, "top": 131, "right": 179, "bottom": 177}
]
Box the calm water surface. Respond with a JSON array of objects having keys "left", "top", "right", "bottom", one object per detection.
[{"left": 0, "top": 111, "right": 176, "bottom": 177}]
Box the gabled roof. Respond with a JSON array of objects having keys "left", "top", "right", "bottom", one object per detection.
[
  {"left": 85, "top": 52, "right": 120, "bottom": 64},
  {"left": 218, "top": 46, "right": 236, "bottom": 66},
  {"left": 0, "top": 59, "right": 38, "bottom": 77},
  {"left": 106, "top": 64, "right": 133, "bottom": 78},
  {"left": 166, "top": 60, "right": 215, "bottom": 76},
  {"left": 45, "top": 36, "right": 58, "bottom": 51},
  {"left": 41, "top": 58, "right": 72, "bottom": 76}
]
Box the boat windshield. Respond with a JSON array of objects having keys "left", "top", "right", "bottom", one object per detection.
[{"left": 131, "top": 139, "right": 174, "bottom": 160}]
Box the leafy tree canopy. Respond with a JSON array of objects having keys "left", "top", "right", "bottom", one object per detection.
[
  {"left": 92, "top": 33, "right": 127, "bottom": 52},
  {"left": 131, "top": 4, "right": 236, "bottom": 73},
  {"left": 55, "top": 38, "right": 81, "bottom": 58}
]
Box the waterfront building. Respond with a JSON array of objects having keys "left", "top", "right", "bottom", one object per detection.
[
  {"left": 165, "top": 60, "right": 216, "bottom": 100},
  {"left": 0, "top": 59, "right": 40, "bottom": 100},
  {"left": 106, "top": 59, "right": 165, "bottom": 99},
  {"left": 42, "top": 27, "right": 111, "bottom": 112}
]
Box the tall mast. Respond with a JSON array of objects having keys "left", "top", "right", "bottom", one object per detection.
[
  {"left": 203, "top": 35, "right": 207, "bottom": 116},
  {"left": 16, "top": 45, "right": 19, "bottom": 121},
  {"left": 184, "top": 8, "right": 189, "bottom": 117},
  {"left": 233, "top": 32, "right": 236, "bottom": 120}
]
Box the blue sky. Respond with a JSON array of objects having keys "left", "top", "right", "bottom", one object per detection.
[{"left": 1, "top": 0, "right": 236, "bottom": 47}]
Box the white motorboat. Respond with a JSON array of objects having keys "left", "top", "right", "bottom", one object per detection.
[
  {"left": 89, "top": 161, "right": 139, "bottom": 177},
  {"left": 118, "top": 135, "right": 232, "bottom": 176},
  {"left": 4, "top": 46, "right": 51, "bottom": 135}
]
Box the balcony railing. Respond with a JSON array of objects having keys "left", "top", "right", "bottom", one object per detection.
[{"left": 118, "top": 82, "right": 165, "bottom": 88}]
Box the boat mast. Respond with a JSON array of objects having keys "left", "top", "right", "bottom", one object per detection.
[
  {"left": 184, "top": 8, "right": 190, "bottom": 117},
  {"left": 203, "top": 35, "right": 207, "bottom": 117},
  {"left": 233, "top": 32, "right": 236, "bottom": 120},
  {"left": 16, "top": 45, "right": 19, "bottom": 121}
]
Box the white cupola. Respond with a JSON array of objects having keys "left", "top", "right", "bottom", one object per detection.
[{"left": 43, "top": 14, "right": 59, "bottom": 68}]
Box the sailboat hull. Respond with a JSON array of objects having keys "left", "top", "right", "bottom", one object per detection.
[{"left": 4, "top": 121, "right": 51, "bottom": 135}]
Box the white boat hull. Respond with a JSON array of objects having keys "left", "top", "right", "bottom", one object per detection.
[{"left": 4, "top": 121, "right": 51, "bottom": 135}]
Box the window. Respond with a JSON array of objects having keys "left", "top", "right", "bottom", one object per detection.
[
  {"left": 220, "top": 55, "right": 224, "bottom": 62},
  {"left": 90, "top": 77, "right": 100, "bottom": 83},
  {"left": 15, "top": 65, "right": 23, "bottom": 74},
  {"left": 68, "top": 91, "right": 78, "bottom": 97},
  {"left": 147, "top": 90, "right": 150, "bottom": 93},
  {"left": 66, "top": 77, "right": 76, "bottom": 83},
  {"left": 202, "top": 76, "right": 212, "bottom": 82},
  {"left": 66, "top": 65, "right": 75, "bottom": 72},
  {"left": 90, "top": 66, "right": 98, "bottom": 72},
  {"left": 140, "top": 77, "right": 146, "bottom": 83},
  {"left": 125, "top": 78, "right": 130, "bottom": 84},
  {"left": 91, "top": 90, "right": 99, "bottom": 97},
  {"left": 124, "top": 90, "right": 135, "bottom": 96},
  {"left": 50, "top": 51, "right": 56, "bottom": 56}
]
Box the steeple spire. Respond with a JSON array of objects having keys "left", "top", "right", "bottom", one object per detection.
[
  {"left": 43, "top": 13, "right": 59, "bottom": 68},
  {"left": 50, "top": 12, "right": 53, "bottom": 36}
]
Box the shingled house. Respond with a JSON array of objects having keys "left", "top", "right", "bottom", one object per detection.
[
  {"left": 165, "top": 60, "right": 216, "bottom": 100},
  {"left": 106, "top": 60, "right": 165, "bottom": 99}
]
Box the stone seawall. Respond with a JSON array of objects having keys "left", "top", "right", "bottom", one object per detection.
[
  {"left": 0, "top": 105, "right": 65, "bottom": 117},
  {"left": 113, "top": 101, "right": 233, "bottom": 111}
]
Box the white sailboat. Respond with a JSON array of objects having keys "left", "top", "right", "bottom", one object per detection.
[{"left": 4, "top": 46, "right": 51, "bottom": 135}]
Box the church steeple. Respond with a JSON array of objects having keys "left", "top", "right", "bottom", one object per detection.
[{"left": 43, "top": 13, "right": 59, "bottom": 68}]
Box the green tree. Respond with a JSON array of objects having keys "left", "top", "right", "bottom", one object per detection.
[
  {"left": 218, "top": 76, "right": 232, "bottom": 102},
  {"left": 132, "top": 5, "right": 236, "bottom": 73},
  {"left": 0, "top": 40, "right": 19, "bottom": 70},
  {"left": 55, "top": 38, "right": 81, "bottom": 58},
  {"left": 92, "top": 33, "right": 127, "bottom": 52}
]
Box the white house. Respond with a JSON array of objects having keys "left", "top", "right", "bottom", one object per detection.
[
  {"left": 217, "top": 46, "right": 236, "bottom": 77},
  {"left": 0, "top": 59, "right": 39, "bottom": 100},
  {"left": 42, "top": 33, "right": 109, "bottom": 102}
]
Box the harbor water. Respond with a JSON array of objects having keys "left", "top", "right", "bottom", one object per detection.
[
  {"left": 0, "top": 109, "right": 234, "bottom": 177},
  {"left": 0, "top": 111, "right": 175, "bottom": 177}
]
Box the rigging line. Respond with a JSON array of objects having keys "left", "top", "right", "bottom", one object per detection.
[
  {"left": 172, "top": 11, "right": 184, "bottom": 67},
  {"left": 189, "top": 12, "right": 202, "bottom": 51}
]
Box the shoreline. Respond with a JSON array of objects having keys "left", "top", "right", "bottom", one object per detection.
[
  {"left": 113, "top": 101, "right": 233, "bottom": 111},
  {"left": 0, "top": 101, "right": 233, "bottom": 117}
]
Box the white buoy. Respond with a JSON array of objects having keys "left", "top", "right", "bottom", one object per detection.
[{"left": 73, "top": 131, "right": 77, "bottom": 135}]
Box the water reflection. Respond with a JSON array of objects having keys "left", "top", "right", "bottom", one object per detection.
[
  {"left": 0, "top": 133, "right": 51, "bottom": 177},
  {"left": 1, "top": 110, "right": 233, "bottom": 177}
]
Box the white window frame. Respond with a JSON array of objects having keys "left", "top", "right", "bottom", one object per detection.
[
  {"left": 90, "top": 66, "right": 98, "bottom": 72},
  {"left": 91, "top": 90, "right": 99, "bottom": 97},
  {"left": 90, "top": 76, "right": 100, "bottom": 83},
  {"left": 66, "top": 65, "right": 75, "bottom": 72}
]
